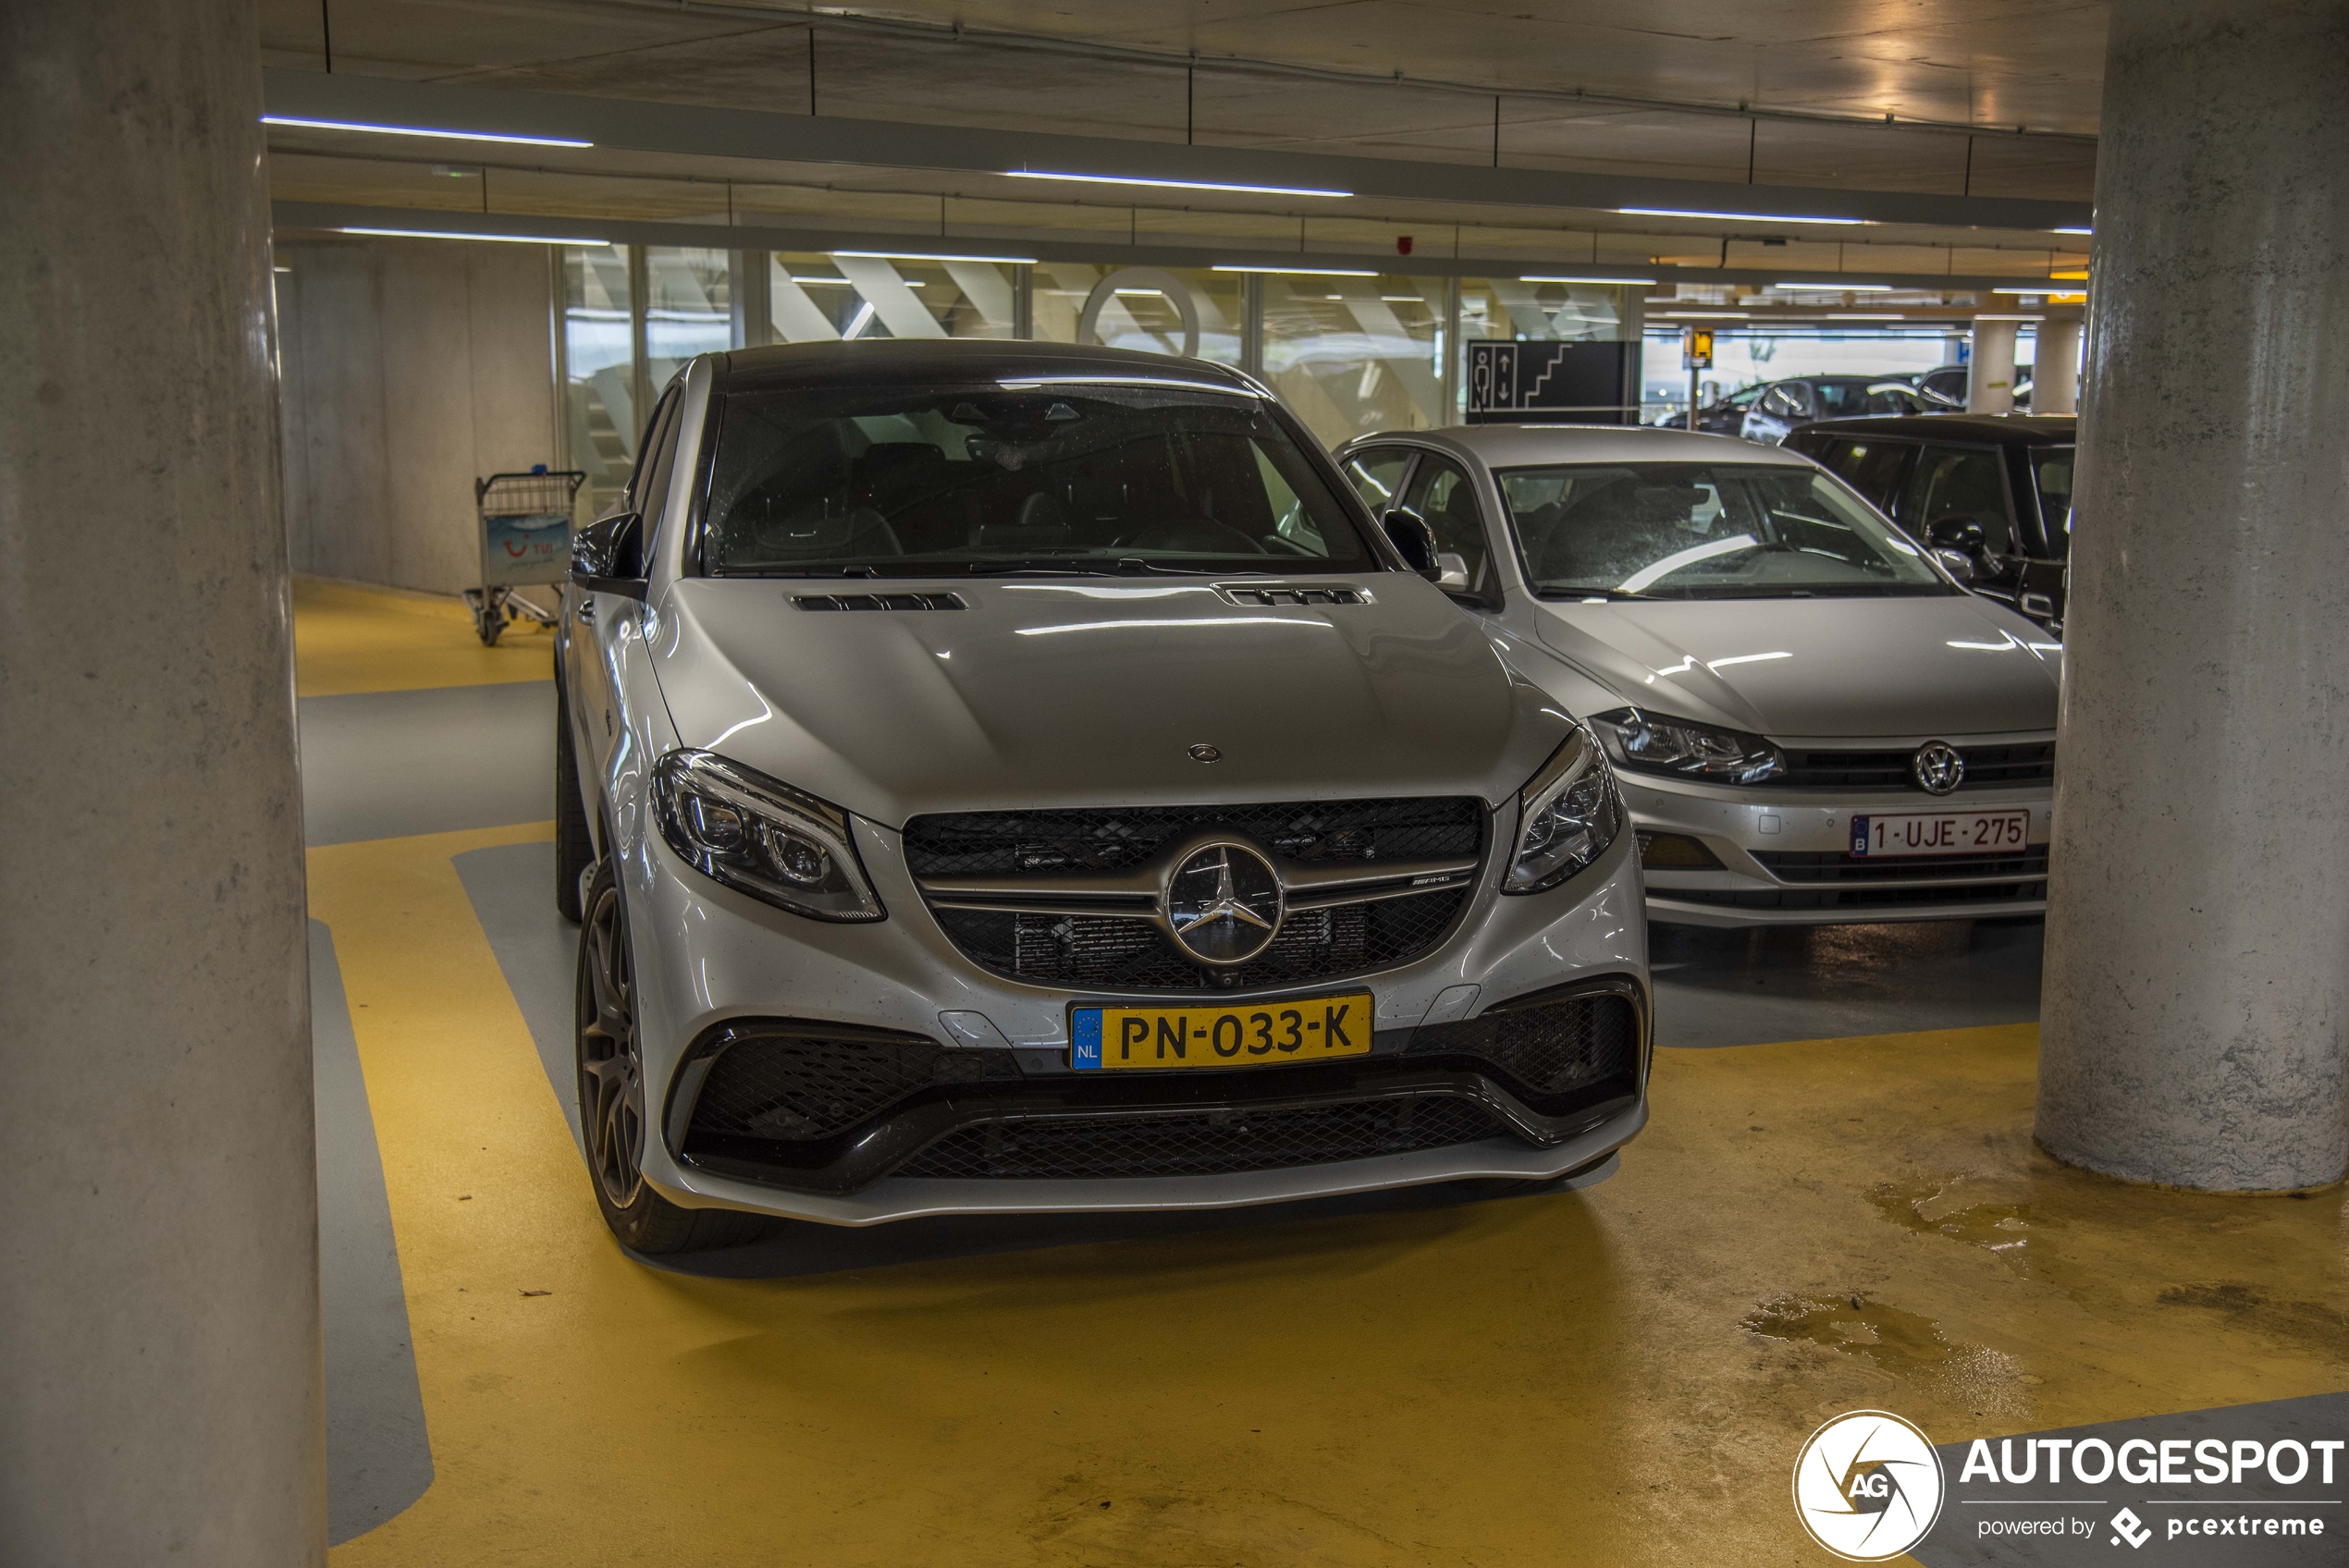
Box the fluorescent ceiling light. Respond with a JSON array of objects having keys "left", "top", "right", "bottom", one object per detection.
[
  {"left": 1775, "top": 281, "right": 1893, "bottom": 291},
  {"left": 1379, "top": 294, "right": 1425, "bottom": 302},
  {"left": 338, "top": 226, "right": 609, "bottom": 245},
  {"left": 1212, "top": 264, "right": 1379, "bottom": 276},
  {"left": 1520, "top": 275, "right": 1658, "bottom": 286},
  {"left": 2052, "top": 226, "right": 2093, "bottom": 235},
  {"left": 1005, "top": 169, "right": 1350, "bottom": 199},
  {"left": 1827, "top": 312, "right": 1905, "bottom": 320},
  {"left": 1112, "top": 287, "right": 1171, "bottom": 297},
  {"left": 831, "top": 249, "right": 1037, "bottom": 263},
  {"left": 263, "top": 115, "right": 592, "bottom": 149},
  {"left": 1993, "top": 287, "right": 2085, "bottom": 296},
  {"left": 1618, "top": 206, "right": 1867, "bottom": 227},
  {"left": 1974, "top": 313, "right": 2047, "bottom": 322},
  {"left": 1656, "top": 310, "right": 1750, "bottom": 319}
]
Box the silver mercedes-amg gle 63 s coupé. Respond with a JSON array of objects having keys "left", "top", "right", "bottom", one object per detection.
[{"left": 555, "top": 340, "right": 1649, "bottom": 1254}]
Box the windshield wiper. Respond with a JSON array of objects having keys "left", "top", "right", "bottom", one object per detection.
[
  {"left": 1535, "top": 586, "right": 1654, "bottom": 602},
  {"left": 962, "top": 557, "right": 1205, "bottom": 578}
]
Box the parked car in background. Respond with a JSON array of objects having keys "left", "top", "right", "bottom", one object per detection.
[
  {"left": 1334, "top": 425, "right": 2060, "bottom": 927},
  {"left": 555, "top": 339, "right": 1654, "bottom": 1254},
  {"left": 1678, "top": 383, "right": 1765, "bottom": 435},
  {"left": 1904, "top": 366, "right": 2035, "bottom": 412},
  {"left": 1738, "top": 376, "right": 1929, "bottom": 445},
  {"left": 1782, "top": 414, "right": 2074, "bottom": 632}
]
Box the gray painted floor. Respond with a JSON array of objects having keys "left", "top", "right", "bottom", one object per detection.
[
  {"left": 311, "top": 920, "right": 433, "bottom": 1546},
  {"left": 300, "top": 681, "right": 553, "bottom": 846}
]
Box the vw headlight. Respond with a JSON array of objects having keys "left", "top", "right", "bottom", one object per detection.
[
  {"left": 1587, "top": 706, "right": 1785, "bottom": 784},
  {"left": 1504, "top": 728, "right": 1625, "bottom": 895},
  {"left": 652, "top": 750, "right": 884, "bottom": 922}
]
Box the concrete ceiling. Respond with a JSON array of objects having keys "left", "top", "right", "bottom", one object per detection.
[{"left": 259, "top": 0, "right": 2106, "bottom": 280}]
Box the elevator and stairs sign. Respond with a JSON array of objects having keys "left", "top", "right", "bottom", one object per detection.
[{"left": 1466, "top": 340, "right": 1640, "bottom": 424}]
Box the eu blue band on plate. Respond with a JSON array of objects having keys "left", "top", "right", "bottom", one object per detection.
[
  {"left": 1850, "top": 815, "right": 1869, "bottom": 856},
  {"left": 1071, "top": 1010, "right": 1103, "bottom": 1070}
]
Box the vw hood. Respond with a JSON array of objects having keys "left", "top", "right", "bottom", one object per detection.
[
  {"left": 651, "top": 577, "right": 1570, "bottom": 827},
  {"left": 1531, "top": 593, "right": 2060, "bottom": 740}
]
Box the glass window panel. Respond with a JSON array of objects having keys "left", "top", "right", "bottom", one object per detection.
[
  {"left": 645, "top": 246, "right": 731, "bottom": 391},
  {"left": 1029, "top": 264, "right": 1243, "bottom": 363},
  {"left": 1340, "top": 447, "right": 1413, "bottom": 512},
  {"left": 1398, "top": 454, "right": 1495, "bottom": 598},
  {"left": 562, "top": 245, "right": 637, "bottom": 513},
  {"left": 1262, "top": 273, "right": 1445, "bottom": 447},
  {"left": 2034, "top": 447, "right": 2074, "bottom": 545}
]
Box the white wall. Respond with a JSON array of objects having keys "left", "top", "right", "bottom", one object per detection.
[{"left": 277, "top": 237, "right": 559, "bottom": 594}]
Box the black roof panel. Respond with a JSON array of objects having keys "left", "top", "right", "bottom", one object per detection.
[{"left": 1788, "top": 412, "right": 2077, "bottom": 445}]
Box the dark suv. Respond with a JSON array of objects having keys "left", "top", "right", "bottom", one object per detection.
[{"left": 1783, "top": 413, "right": 2074, "bottom": 632}]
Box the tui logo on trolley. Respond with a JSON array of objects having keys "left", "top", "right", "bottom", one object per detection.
[{"left": 482, "top": 511, "right": 572, "bottom": 587}]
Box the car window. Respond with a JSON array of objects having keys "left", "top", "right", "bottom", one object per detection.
[
  {"left": 634, "top": 382, "right": 688, "bottom": 556},
  {"left": 1341, "top": 447, "right": 1414, "bottom": 514},
  {"left": 1760, "top": 385, "right": 1807, "bottom": 419},
  {"left": 625, "top": 386, "right": 680, "bottom": 513},
  {"left": 1728, "top": 385, "right": 1763, "bottom": 408},
  {"left": 1900, "top": 445, "right": 2015, "bottom": 555},
  {"left": 1801, "top": 437, "right": 1912, "bottom": 510},
  {"left": 1496, "top": 461, "right": 1949, "bottom": 599},
  {"left": 2034, "top": 447, "right": 2074, "bottom": 553},
  {"left": 698, "top": 385, "right": 1373, "bottom": 576},
  {"left": 1398, "top": 454, "right": 1493, "bottom": 598},
  {"left": 1812, "top": 382, "right": 1866, "bottom": 417}
]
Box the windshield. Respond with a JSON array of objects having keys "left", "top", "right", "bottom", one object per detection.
[
  {"left": 1494, "top": 461, "right": 1953, "bottom": 598},
  {"left": 698, "top": 385, "right": 1371, "bottom": 576},
  {"left": 2034, "top": 446, "right": 2075, "bottom": 550}
]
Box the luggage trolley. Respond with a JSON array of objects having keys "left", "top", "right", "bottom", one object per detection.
[{"left": 465, "top": 467, "right": 586, "bottom": 646}]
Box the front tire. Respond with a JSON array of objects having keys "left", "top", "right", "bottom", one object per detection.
[{"left": 574, "top": 862, "right": 769, "bottom": 1255}]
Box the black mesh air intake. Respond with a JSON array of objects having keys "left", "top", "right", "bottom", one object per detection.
[
  {"left": 1405, "top": 990, "right": 1641, "bottom": 1113},
  {"left": 686, "top": 1024, "right": 1022, "bottom": 1144},
  {"left": 895, "top": 1096, "right": 1509, "bottom": 1181}
]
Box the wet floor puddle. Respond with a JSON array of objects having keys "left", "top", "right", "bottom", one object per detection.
[
  {"left": 1743, "top": 1292, "right": 2035, "bottom": 1419},
  {"left": 1867, "top": 1172, "right": 2047, "bottom": 1274}
]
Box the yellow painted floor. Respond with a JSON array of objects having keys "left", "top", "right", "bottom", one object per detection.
[
  {"left": 302, "top": 581, "right": 2349, "bottom": 1566},
  {"left": 294, "top": 575, "right": 555, "bottom": 697}
]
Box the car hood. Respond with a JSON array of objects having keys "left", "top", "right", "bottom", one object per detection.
[
  {"left": 1530, "top": 593, "right": 2060, "bottom": 740},
  {"left": 652, "top": 577, "right": 1570, "bottom": 827}
]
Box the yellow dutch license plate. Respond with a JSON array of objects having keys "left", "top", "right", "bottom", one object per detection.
[{"left": 1070, "top": 993, "right": 1374, "bottom": 1072}]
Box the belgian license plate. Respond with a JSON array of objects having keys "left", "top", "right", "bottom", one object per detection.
[
  {"left": 1070, "top": 992, "right": 1373, "bottom": 1072},
  {"left": 1851, "top": 809, "right": 2031, "bottom": 857}
]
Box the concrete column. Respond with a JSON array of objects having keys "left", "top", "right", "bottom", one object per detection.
[
  {"left": 2034, "top": 316, "right": 2082, "bottom": 414},
  {"left": 0, "top": 1, "right": 324, "bottom": 1562},
  {"left": 1966, "top": 316, "right": 2019, "bottom": 411},
  {"left": 2038, "top": 0, "right": 2349, "bottom": 1192}
]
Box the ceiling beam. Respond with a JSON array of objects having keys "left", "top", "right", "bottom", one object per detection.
[
  {"left": 261, "top": 69, "right": 2091, "bottom": 235},
  {"left": 269, "top": 201, "right": 2072, "bottom": 298}
]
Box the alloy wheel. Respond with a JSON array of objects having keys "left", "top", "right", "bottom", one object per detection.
[{"left": 577, "top": 871, "right": 646, "bottom": 1210}]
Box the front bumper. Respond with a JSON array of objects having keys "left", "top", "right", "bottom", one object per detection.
[
  {"left": 1620, "top": 775, "right": 2051, "bottom": 927},
  {"left": 619, "top": 817, "right": 1651, "bottom": 1224}
]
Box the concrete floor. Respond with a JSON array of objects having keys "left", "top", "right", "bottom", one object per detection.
[{"left": 298, "top": 579, "right": 2347, "bottom": 1566}]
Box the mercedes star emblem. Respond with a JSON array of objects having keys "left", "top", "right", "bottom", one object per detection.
[
  {"left": 1165, "top": 843, "right": 1283, "bottom": 964},
  {"left": 1187, "top": 743, "right": 1222, "bottom": 763},
  {"left": 1912, "top": 740, "right": 1966, "bottom": 796}
]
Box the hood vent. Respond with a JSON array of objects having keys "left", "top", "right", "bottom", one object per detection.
[
  {"left": 793, "top": 592, "right": 967, "bottom": 612},
  {"left": 1218, "top": 583, "right": 1371, "bottom": 607}
]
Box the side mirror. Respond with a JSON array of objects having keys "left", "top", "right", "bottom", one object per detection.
[
  {"left": 1931, "top": 547, "right": 1978, "bottom": 583},
  {"left": 1924, "top": 514, "right": 1999, "bottom": 583},
  {"left": 1380, "top": 509, "right": 1440, "bottom": 580},
  {"left": 1433, "top": 551, "right": 1471, "bottom": 592},
  {"left": 571, "top": 511, "right": 648, "bottom": 599}
]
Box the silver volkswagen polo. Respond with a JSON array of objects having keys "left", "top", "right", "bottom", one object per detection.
[
  {"left": 1333, "top": 425, "right": 2060, "bottom": 927},
  {"left": 555, "top": 341, "right": 1649, "bottom": 1253}
]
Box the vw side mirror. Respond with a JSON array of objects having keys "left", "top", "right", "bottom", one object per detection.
[
  {"left": 571, "top": 511, "right": 648, "bottom": 600},
  {"left": 1379, "top": 509, "right": 1440, "bottom": 580}
]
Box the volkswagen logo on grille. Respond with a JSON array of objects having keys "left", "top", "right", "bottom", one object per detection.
[
  {"left": 1912, "top": 741, "right": 1966, "bottom": 796},
  {"left": 1165, "top": 842, "right": 1283, "bottom": 965}
]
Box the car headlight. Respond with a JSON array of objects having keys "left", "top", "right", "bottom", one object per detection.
[
  {"left": 652, "top": 750, "right": 884, "bottom": 922},
  {"left": 1504, "top": 727, "right": 1625, "bottom": 895},
  {"left": 1587, "top": 706, "right": 1786, "bottom": 784}
]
